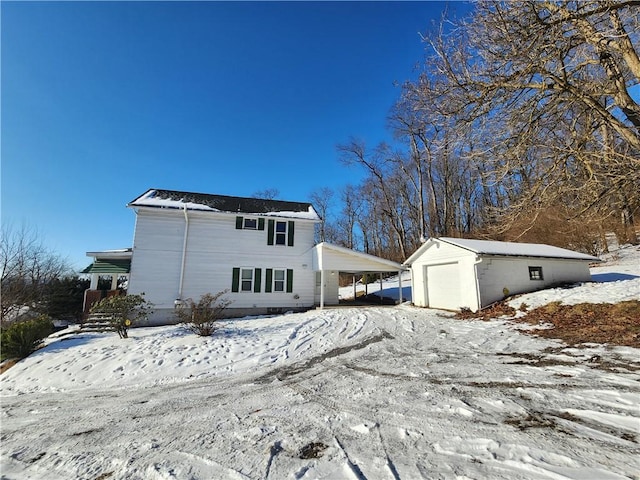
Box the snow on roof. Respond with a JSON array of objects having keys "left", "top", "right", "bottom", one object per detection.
[
  {"left": 404, "top": 237, "right": 600, "bottom": 264},
  {"left": 85, "top": 248, "right": 133, "bottom": 258},
  {"left": 128, "top": 189, "right": 321, "bottom": 221}
]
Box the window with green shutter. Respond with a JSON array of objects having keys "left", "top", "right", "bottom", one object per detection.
[{"left": 267, "top": 219, "right": 295, "bottom": 247}]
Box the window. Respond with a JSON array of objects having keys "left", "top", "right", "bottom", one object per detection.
[
  {"left": 267, "top": 219, "right": 295, "bottom": 246},
  {"left": 232, "top": 267, "right": 262, "bottom": 293},
  {"left": 243, "top": 218, "right": 258, "bottom": 230},
  {"left": 273, "top": 269, "right": 285, "bottom": 292},
  {"left": 241, "top": 268, "right": 254, "bottom": 291},
  {"left": 275, "top": 221, "right": 287, "bottom": 245},
  {"left": 529, "top": 266, "right": 543, "bottom": 280},
  {"left": 235, "top": 216, "right": 265, "bottom": 230},
  {"left": 265, "top": 268, "right": 294, "bottom": 293}
]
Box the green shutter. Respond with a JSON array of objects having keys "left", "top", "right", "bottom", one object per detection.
[
  {"left": 267, "top": 219, "right": 275, "bottom": 245},
  {"left": 236, "top": 216, "right": 243, "bottom": 229},
  {"left": 232, "top": 267, "right": 240, "bottom": 292},
  {"left": 286, "top": 269, "right": 294, "bottom": 293},
  {"left": 265, "top": 268, "right": 273, "bottom": 293},
  {"left": 287, "top": 221, "right": 295, "bottom": 247},
  {"left": 254, "top": 268, "right": 262, "bottom": 293},
  {"left": 258, "top": 218, "right": 265, "bottom": 230}
]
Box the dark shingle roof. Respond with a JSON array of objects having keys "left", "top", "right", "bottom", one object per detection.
[{"left": 128, "top": 189, "right": 320, "bottom": 220}]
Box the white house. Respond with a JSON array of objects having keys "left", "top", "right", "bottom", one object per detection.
[
  {"left": 83, "top": 189, "right": 405, "bottom": 324},
  {"left": 403, "top": 237, "right": 600, "bottom": 312}
]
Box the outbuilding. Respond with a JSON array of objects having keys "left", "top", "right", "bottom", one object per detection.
[{"left": 403, "top": 237, "right": 600, "bottom": 312}]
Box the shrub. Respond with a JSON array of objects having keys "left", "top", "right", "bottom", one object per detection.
[
  {"left": 1, "top": 315, "right": 55, "bottom": 360},
  {"left": 90, "top": 294, "right": 152, "bottom": 339},
  {"left": 175, "top": 291, "right": 232, "bottom": 336},
  {"left": 42, "top": 276, "right": 90, "bottom": 322}
]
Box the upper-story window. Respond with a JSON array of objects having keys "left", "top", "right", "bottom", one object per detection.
[
  {"left": 243, "top": 218, "right": 258, "bottom": 230},
  {"left": 267, "top": 219, "right": 295, "bottom": 246},
  {"left": 235, "top": 216, "right": 265, "bottom": 231},
  {"left": 275, "top": 221, "right": 287, "bottom": 245}
]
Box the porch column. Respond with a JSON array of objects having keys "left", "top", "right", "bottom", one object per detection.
[
  {"left": 398, "top": 270, "right": 403, "bottom": 304},
  {"left": 320, "top": 269, "right": 325, "bottom": 309},
  {"left": 90, "top": 273, "right": 99, "bottom": 290},
  {"left": 110, "top": 275, "right": 118, "bottom": 290},
  {"left": 379, "top": 273, "right": 383, "bottom": 304}
]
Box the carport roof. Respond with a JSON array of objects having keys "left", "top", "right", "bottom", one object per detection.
[{"left": 312, "top": 242, "right": 406, "bottom": 273}]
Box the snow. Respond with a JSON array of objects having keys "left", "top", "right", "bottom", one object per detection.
[
  {"left": 129, "top": 190, "right": 220, "bottom": 212},
  {"left": 405, "top": 237, "right": 601, "bottom": 265},
  {"left": 1, "top": 246, "right": 639, "bottom": 480}
]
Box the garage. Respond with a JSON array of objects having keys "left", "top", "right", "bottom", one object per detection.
[{"left": 404, "top": 237, "right": 599, "bottom": 312}]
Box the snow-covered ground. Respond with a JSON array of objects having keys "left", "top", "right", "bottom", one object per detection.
[{"left": 1, "top": 246, "right": 639, "bottom": 479}]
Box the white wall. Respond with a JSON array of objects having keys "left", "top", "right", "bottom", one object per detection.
[
  {"left": 408, "top": 241, "right": 479, "bottom": 310},
  {"left": 128, "top": 208, "right": 317, "bottom": 321},
  {"left": 477, "top": 257, "right": 592, "bottom": 308},
  {"left": 314, "top": 271, "right": 340, "bottom": 305}
]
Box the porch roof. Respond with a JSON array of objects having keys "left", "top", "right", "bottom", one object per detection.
[{"left": 82, "top": 258, "right": 131, "bottom": 274}]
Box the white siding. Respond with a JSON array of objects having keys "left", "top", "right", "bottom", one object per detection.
[
  {"left": 477, "top": 257, "right": 592, "bottom": 308},
  {"left": 408, "top": 241, "right": 479, "bottom": 310},
  {"left": 314, "top": 271, "right": 340, "bottom": 305},
  {"left": 128, "top": 208, "right": 317, "bottom": 320}
]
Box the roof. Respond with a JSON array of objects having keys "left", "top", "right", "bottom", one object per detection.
[
  {"left": 404, "top": 237, "right": 601, "bottom": 265},
  {"left": 81, "top": 258, "right": 131, "bottom": 274},
  {"left": 128, "top": 189, "right": 320, "bottom": 221},
  {"left": 313, "top": 242, "right": 406, "bottom": 273}
]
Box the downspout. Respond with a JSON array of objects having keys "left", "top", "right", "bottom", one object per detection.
[
  {"left": 473, "top": 255, "right": 483, "bottom": 312},
  {"left": 178, "top": 204, "right": 189, "bottom": 300}
]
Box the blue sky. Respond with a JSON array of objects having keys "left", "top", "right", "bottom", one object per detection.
[{"left": 2, "top": 1, "right": 471, "bottom": 271}]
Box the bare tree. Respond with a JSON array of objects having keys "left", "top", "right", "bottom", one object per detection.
[
  {"left": 1, "top": 224, "right": 71, "bottom": 322},
  {"left": 252, "top": 188, "right": 280, "bottom": 200},
  {"left": 309, "top": 187, "right": 334, "bottom": 243},
  {"left": 406, "top": 0, "right": 639, "bottom": 242}
]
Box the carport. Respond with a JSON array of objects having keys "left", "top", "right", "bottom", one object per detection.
[{"left": 311, "top": 242, "right": 407, "bottom": 309}]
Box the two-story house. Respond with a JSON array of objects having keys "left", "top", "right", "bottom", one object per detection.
[{"left": 83, "top": 189, "right": 406, "bottom": 324}]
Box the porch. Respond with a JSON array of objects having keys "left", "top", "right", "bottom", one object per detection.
[{"left": 81, "top": 249, "right": 132, "bottom": 316}]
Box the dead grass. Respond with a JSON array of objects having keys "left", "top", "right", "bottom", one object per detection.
[
  {"left": 0, "top": 359, "right": 19, "bottom": 374},
  {"left": 458, "top": 300, "right": 640, "bottom": 348},
  {"left": 519, "top": 301, "right": 640, "bottom": 348}
]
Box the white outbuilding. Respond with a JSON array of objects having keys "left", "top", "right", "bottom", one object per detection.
[{"left": 403, "top": 237, "right": 600, "bottom": 312}]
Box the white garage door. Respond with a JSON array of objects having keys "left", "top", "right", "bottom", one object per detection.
[{"left": 425, "top": 262, "right": 461, "bottom": 310}]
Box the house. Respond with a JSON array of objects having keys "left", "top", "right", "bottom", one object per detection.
[
  {"left": 403, "top": 237, "right": 600, "bottom": 312},
  {"left": 83, "top": 189, "right": 405, "bottom": 324}
]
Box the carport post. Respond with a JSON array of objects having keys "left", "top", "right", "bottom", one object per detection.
[
  {"left": 320, "top": 269, "right": 325, "bottom": 309},
  {"left": 353, "top": 275, "right": 356, "bottom": 301}
]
